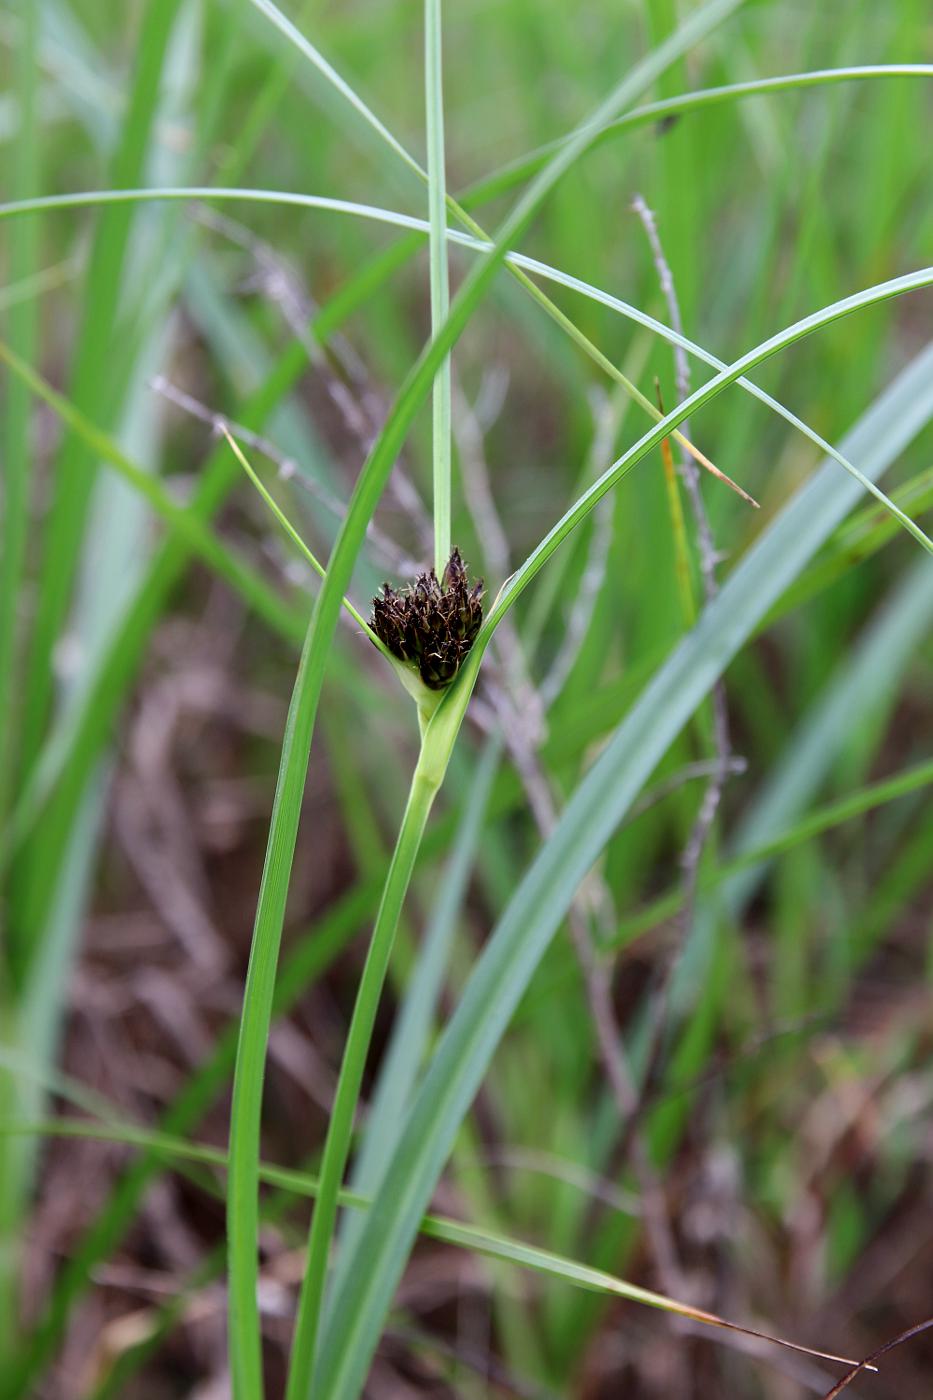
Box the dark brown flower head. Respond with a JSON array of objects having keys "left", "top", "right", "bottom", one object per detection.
[{"left": 371, "top": 548, "right": 484, "bottom": 690}]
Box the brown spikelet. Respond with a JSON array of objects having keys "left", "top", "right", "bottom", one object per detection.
[{"left": 371, "top": 548, "right": 484, "bottom": 690}]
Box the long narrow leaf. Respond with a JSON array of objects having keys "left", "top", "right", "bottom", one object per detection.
[
  {"left": 462, "top": 66, "right": 933, "bottom": 206},
  {"left": 315, "top": 341, "right": 933, "bottom": 1399},
  {"left": 4, "top": 189, "right": 928, "bottom": 551},
  {"left": 0, "top": 1117, "right": 868, "bottom": 1374}
]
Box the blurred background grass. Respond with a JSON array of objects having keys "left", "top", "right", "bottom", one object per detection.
[{"left": 1, "top": 0, "right": 932, "bottom": 1396}]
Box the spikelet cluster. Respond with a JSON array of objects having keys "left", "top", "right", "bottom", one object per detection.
[{"left": 371, "top": 548, "right": 484, "bottom": 690}]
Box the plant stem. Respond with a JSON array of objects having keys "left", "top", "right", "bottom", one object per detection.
[
  {"left": 425, "top": 0, "right": 452, "bottom": 574},
  {"left": 284, "top": 738, "right": 446, "bottom": 1399}
]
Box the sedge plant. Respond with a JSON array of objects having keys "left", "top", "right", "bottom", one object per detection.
[{"left": 4, "top": 3, "right": 933, "bottom": 1399}]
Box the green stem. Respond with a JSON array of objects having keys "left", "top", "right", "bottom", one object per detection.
[
  {"left": 425, "top": 0, "right": 452, "bottom": 574},
  {"left": 284, "top": 738, "right": 447, "bottom": 1399}
]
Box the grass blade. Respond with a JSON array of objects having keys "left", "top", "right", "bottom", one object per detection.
[
  {"left": 314, "top": 341, "right": 933, "bottom": 1399},
  {"left": 0, "top": 0, "right": 39, "bottom": 846},
  {"left": 0, "top": 1117, "right": 869, "bottom": 1374},
  {"left": 480, "top": 268, "right": 933, "bottom": 630},
  {"left": 284, "top": 758, "right": 442, "bottom": 1399},
  {"left": 461, "top": 65, "right": 933, "bottom": 206},
  {"left": 16, "top": 0, "right": 185, "bottom": 786},
  {"left": 0, "top": 0, "right": 40, "bottom": 1359},
  {"left": 4, "top": 188, "right": 928, "bottom": 549}
]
